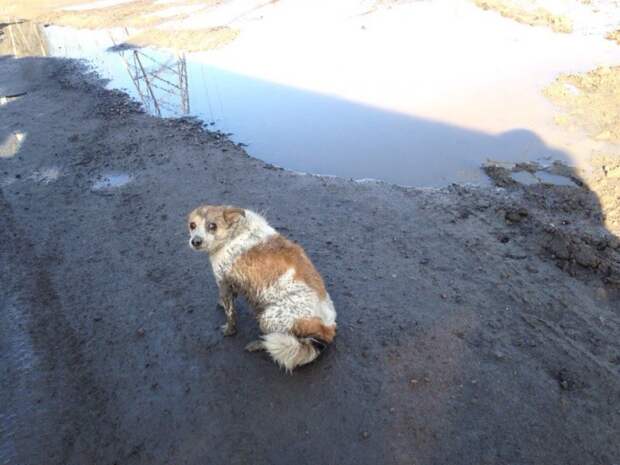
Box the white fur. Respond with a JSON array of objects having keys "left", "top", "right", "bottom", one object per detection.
[
  {"left": 317, "top": 296, "right": 337, "bottom": 326},
  {"left": 210, "top": 210, "right": 276, "bottom": 282},
  {"left": 261, "top": 333, "right": 319, "bottom": 372}
]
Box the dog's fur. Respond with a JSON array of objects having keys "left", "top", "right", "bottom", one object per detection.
[{"left": 187, "top": 205, "right": 337, "bottom": 371}]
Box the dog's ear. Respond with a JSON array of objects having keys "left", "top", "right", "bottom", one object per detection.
[{"left": 223, "top": 207, "right": 245, "bottom": 226}]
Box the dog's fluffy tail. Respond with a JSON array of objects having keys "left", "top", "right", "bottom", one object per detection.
[{"left": 262, "top": 333, "right": 319, "bottom": 372}]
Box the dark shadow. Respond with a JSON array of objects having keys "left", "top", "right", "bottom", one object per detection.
[{"left": 1, "top": 30, "right": 619, "bottom": 465}]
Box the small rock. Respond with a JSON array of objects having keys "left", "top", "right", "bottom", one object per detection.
[
  {"left": 505, "top": 209, "right": 528, "bottom": 223},
  {"left": 526, "top": 265, "right": 539, "bottom": 274},
  {"left": 410, "top": 379, "right": 419, "bottom": 386},
  {"left": 595, "top": 287, "right": 607, "bottom": 300},
  {"left": 547, "top": 235, "right": 571, "bottom": 260},
  {"left": 361, "top": 431, "right": 370, "bottom": 439},
  {"left": 137, "top": 328, "right": 145, "bottom": 337},
  {"left": 574, "top": 246, "right": 600, "bottom": 268}
]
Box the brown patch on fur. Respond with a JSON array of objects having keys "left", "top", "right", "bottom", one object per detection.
[
  {"left": 231, "top": 235, "right": 327, "bottom": 305},
  {"left": 223, "top": 207, "right": 245, "bottom": 225},
  {"left": 188, "top": 205, "right": 240, "bottom": 225},
  {"left": 293, "top": 317, "right": 336, "bottom": 343}
]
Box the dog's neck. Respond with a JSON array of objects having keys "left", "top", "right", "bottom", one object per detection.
[{"left": 209, "top": 211, "right": 276, "bottom": 281}]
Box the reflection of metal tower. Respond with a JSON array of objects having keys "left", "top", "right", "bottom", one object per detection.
[
  {"left": 3, "top": 20, "right": 48, "bottom": 57},
  {"left": 111, "top": 32, "right": 189, "bottom": 117}
]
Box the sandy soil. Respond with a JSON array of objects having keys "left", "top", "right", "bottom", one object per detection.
[
  {"left": 608, "top": 29, "right": 620, "bottom": 45},
  {"left": 0, "top": 0, "right": 208, "bottom": 28},
  {"left": 544, "top": 66, "right": 620, "bottom": 143},
  {"left": 0, "top": 0, "right": 239, "bottom": 52},
  {"left": 472, "top": 0, "right": 573, "bottom": 33},
  {"left": 2, "top": 0, "right": 617, "bottom": 53},
  {"left": 1, "top": 52, "right": 620, "bottom": 465},
  {"left": 126, "top": 26, "right": 239, "bottom": 52}
]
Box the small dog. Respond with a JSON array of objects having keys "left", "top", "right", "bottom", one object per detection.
[{"left": 187, "top": 204, "right": 337, "bottom": 371}]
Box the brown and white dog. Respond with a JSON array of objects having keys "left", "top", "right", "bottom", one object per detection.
[{"left": 187, "top": 205, "right": 337, "bottom": 371}]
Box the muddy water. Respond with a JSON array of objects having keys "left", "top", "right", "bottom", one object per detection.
[{"left": 40, "top": 0, "right": 620, "bottom": 186}]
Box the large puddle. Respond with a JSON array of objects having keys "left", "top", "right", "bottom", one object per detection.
[{"left": 10, "top": 1, "right": 620, "bottom": 186}]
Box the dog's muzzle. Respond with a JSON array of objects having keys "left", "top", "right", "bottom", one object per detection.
[{"left": 190, "top": 237, "right": 203, "bottom": 249}]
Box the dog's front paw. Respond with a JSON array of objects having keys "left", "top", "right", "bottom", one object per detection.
[{"left": 220, "top": 323, "right": 237, "bottom": 336}]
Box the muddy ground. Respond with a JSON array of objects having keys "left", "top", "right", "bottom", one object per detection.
[{"left": 1, "top": 55, "right": 620, "bottom": 465}]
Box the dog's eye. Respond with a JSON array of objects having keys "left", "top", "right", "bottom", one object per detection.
[
  {"left": 189, "top": 222, "right": 196, "bottom": 230},
  {"left": 208, "top": 222, "right": 217, "bottom": 231}
]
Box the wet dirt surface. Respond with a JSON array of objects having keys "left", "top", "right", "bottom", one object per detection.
[{"left": 1, "top": 55, "right": 620, "bottom": 465}]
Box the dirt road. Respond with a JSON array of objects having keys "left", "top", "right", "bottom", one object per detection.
[{"left": 1, "top": 55, "right": 619, "bottom": 465}]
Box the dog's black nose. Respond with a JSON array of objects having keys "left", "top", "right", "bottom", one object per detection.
[{"left": 191, "top": 237, "right": 203, "bottom": 248}]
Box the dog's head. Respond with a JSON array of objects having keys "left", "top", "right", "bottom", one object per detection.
[{"left": 187, "top": 205, "right": 246, "bottom": 253}]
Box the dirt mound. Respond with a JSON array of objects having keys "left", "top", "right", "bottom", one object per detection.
[
  {"left": 607, "top": 29, "right": 620, "bottom": 45},
  {"left": 484, "top": 160, "right": 620, "bottom": 290},
  {"left": 472, "top": 0, "right": 572, "bottom": 33}
]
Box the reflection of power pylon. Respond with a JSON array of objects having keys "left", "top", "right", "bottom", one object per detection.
[
  {"left": 110, "top": 31, "right": 189, "bottom": 117},
  {"left": 4, "top": 20, "right": 48, "bottom": 57}
]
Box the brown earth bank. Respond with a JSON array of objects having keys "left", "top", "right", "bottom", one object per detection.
[
  {"left": 472, "top": 0, "right": 573, "bottom": 33},
  {"left": 0, "top": 0, "right": 241, "bottom": 52},
  {"left": 544, "top": 66, "right": 620, "bottom": 144},
  {"left": 1, "top": 55, "right": 619, "bottom": 465}
]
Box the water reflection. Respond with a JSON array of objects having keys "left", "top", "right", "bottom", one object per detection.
[
  {"left": 112, "top": 43, "right": 189, "bottom": 117},
  {"left": 0, "top": 21, "right": 48, "bottom": 57},
  {"left": 10, "top": 19, "right": 614, "bottom": 186}
]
